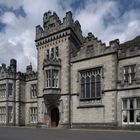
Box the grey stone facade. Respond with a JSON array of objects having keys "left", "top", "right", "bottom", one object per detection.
[{"left": 0, "top": 11, "right": 140, "bottom": 128}]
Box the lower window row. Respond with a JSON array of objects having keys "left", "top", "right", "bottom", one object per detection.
[{"left": 122, "top": 98, "right": 140, "bottom": 124}]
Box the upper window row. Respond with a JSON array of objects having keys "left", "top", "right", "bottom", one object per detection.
[
  {"left": 124, "top": 65, "right": 136, "bottom": 84},
  {"left": 46, "top": 46, "right": 59, "bottom": 59},
  {"left": 0, "top": 83, "right": 13, "bottom": 98}
]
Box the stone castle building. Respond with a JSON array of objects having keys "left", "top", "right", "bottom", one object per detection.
[{"left": 0, "top": 11, "right": 140, "bottom": 128}]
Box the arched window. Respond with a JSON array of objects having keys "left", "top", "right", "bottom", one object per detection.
[
  {"left": 91, "top": 75, "right": 95, "bottom": 98},
  {"left": 81, "top": 77, "right": 85, "bottom": 98},
  {"left": 96, "top": 75, "right": 101, "bottom": 97},
  {"left": 86, "top": 76, "right": 90, "bottom": 98}
]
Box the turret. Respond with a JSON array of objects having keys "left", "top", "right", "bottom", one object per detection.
[
  {"left": 109, "top": 39, "right": 120, "bottom": 47},
  {"left": 26, "top": 64, "right": 32, "bottom": 74},
  {"left": 10, "top": 59, "right": 17, "bottom": 72}
]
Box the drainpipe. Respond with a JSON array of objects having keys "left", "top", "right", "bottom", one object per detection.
[
  {"left": 115, "top": 47, "right": 119, "bottom": 127},
  {"left": 68, "top": 38, "right": 72, "bottom": 128}
]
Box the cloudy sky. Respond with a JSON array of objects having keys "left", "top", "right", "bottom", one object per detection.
[{"left": 0, "top": 0, "right": 140, "bottom": 71}]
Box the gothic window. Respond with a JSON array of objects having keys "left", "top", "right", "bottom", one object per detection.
[
  {"left": 45, "top": 69, "right": 59, "bottom": 88},
  {"left": 0, "top": 84, "right": 6, "bottom": 98},
  {"left": 8, "top": 83, "right": 13, "bottom": 97},
  {"left": 124, "top": 65, "right": 136, "bottom": 84},
  {"left": 80, "top": 67, "right": 102, "bottom": 100},
  {"left": 122, "top": 98, "right": 140, "bottom": 124},
  {"left": 0, "top": 107, "right": 6, "bottom": 124},
  {"left": 31, "top": 84, "right": 37, "bottom": 98},
  {"left": 30, "top": 107, "right": 37, "bottom": 123}
]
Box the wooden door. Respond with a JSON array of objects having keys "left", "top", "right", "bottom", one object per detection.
[{"left": 51, "top": 108, "right": 59, "bottom": 127}]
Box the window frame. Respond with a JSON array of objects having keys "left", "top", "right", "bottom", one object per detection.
[
  {"left": 8, "top": 106, "right": 13, "bottom": 123},
  {"left": 46, "top": 47, "right": 59, "bottom": 59},
  {"left": 124, "top": 65, "right": 136, "bottom": 84},
  {"left": 8, "top": 83, "right": 13, "bottom": 97},
  {"left": 30, "top": 107, "right": 38, "bottom": 123},
  {"left": 0, "top": 84, "right": 6, "bottom": 98},
  {"left": 122, "top": 98, "right": 140, "bottom": 125},
  {"left": 31, "top": 84, "right": 37, "bottom": 99},
  {"left": 79, "top": 67, "right": 102, "bottom": 101},
  {"left": 0, "top": 107, "right": 6, "bottom": 123},
  {"left": 45, "top": 69, "right": 59, "bottom": 89}
]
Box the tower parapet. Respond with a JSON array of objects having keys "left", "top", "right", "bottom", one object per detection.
[
  {"left": 35, "top": 11, "right": 83, "bottom": 43},
  {"left": 0, "top": 59, "right": 17, "bottom": 79}
]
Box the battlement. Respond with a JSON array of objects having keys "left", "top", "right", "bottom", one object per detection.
[
  {"left": 118, "top": 36, "right": 140, "bottom": 59},
  {"left": 0, "top": 59, "right": 17, "bottom": 79},
  {"left": 25, "top": 64, "right": 37, "bottom": 81},
  {"left": 16, "top": 71, "right": 26, "bottom": 80},
  {"left": 0, "top": 59, "right": 37, "bottom": 81},
  {"left": 71, "top": 33, "right": 120, "bottom": 62},
  {"left": 35, "top": 11, "right": 83, "bottom": 42}
]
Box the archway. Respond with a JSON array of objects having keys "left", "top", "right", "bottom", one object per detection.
[{"left": 51, "top": 107, "right": 59, "bottom": 127}]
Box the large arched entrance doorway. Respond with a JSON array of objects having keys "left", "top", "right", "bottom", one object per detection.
[{"left": 51, "top": 107, "right": 59, "bottom": 127}]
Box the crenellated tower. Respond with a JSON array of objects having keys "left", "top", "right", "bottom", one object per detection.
[{"left": 35, "top": 11, "right": 83, "bottom": 128}]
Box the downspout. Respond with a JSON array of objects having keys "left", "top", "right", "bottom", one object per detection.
[
  {"left": 68, "top": 37, "right": 72, "bottom": 128},
  {"left": 115, "top": 47, "right": 119, "bottom": 126}
]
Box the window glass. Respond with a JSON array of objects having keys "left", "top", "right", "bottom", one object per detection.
[
  {"left": 131, "top": 65, "right": 135, "bottom": 73},
  {"left": 137, "top": 99, "right": 140, "bottom": 109},
  {"left": 123, "top": 99, "right": 127, "bottom": 109},
  {"left": 124, "top": 66, "right": 129, "bottom": 74},
  {"left": 129, "top": 109, "right": 134, "bottom": 122},
  {"left": 96, "top": 75, "right": 101, "bottom": 97},
  {"left": 124, "top": 74, "right": 129, "bottom": 82},
  {"left": 86, "top": 77, "right": 90, "bottom": 98},
  {"left": 8, "top": 83, "right": 13, "bottom": 97},
  {"left": 55, "top": 47, "right": 59, "bottom": 58},
  {"left": 130, "top": 99, "right": 134, "bottom": 109},
  {"left": 51, "top": 48, "right": 54, "bottom": 58},
  {"left": 122, "top": 111, "right": 127, "bottom": 123},
  {"left": 46, "top": 49, "right": 49, "bottom": 59},
  {"left": 8, "top": 106, "right": 13, "bottom": 123},
  {"left": 136, "top": 110, "right": 140, "bottom": 123},
  {"left": 91, "top": 76, "right": 95, "bottom": 98}
]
